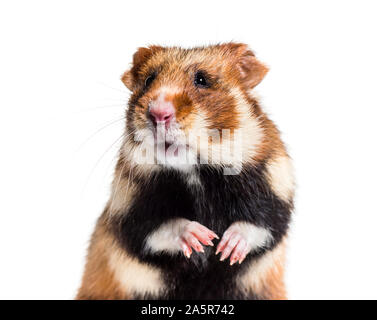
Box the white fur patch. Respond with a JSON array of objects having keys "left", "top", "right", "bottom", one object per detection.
[
  {"left": 229, "top": 222, "right": 272, "bottom": 252},
  {"left": 108, "top": 250, "right": 165, "bottom": 297},
  {"left": 265, "top": 155, "right": 295, "bottom": 202},
  {"left": 145, "top": 218, "right": 190, "bottom": 254},
  {"left": 230, "top": 87, "right": 264, "bottom": 166},
  {"left": 187, "top": 92, "right": 263, "bottom": 174}
]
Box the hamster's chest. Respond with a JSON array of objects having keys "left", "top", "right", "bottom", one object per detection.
[
  {"left": 144, "top": 171, "right": 241, "bottom": 227},
  {"left": 138, "top": 169, "right": 258, "bottom": 235}
]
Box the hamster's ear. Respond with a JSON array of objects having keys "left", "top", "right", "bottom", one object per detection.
[
  {"left": 120, "top": 70, "right": 133, "bottom": 91},
  {"left": 121, "top": 70, "right": 133, "bottom": 91},
  {"left": 222, "top": 43, "right": 269, "bottom": 89},
  {"left": 121, "top": 46, "right": 163, "bottom": 91},
  {"left": 238, "top": 49, "right": 269, "bottom": 89}
]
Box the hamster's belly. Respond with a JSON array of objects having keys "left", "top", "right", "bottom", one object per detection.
[{"left": 165, "top": 255, "right": 253, "bottom": 299}]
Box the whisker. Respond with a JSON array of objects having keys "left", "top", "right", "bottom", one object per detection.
[
  {"left": 81, "top": 133, "right": 126, "bottom": 197},
  {"left": 109, "top": 133, "right": 136, "bottom": 213},
  {"left": 96, "top": 81, "right": 130, "bottom": 94},
  {"left": 99, "top": 129, "right": 137, "bottom": 189},
  {"left": 76, "top": 105, "right": 127, "bottom": 113},
  {"left": 97, "top": 98, "right": 128, "bottom": 102},
  {"left": 75, "top": 116, "right": 126, "bottom": 152}
]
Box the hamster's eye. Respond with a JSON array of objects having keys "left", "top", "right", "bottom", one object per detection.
[
  {"left": 145, "top": 72, "right": 156, "bottom": 88},
  {"left": 194, "top": 71, "right": 209, "bottom": 88}
]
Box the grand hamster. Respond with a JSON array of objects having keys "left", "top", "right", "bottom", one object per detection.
[{"left": 76, "top": 43, "right": 295, "bottom": 300}]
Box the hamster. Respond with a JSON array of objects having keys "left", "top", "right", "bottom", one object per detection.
[{"left": 76, "top": 43, "right": 295, "bottom": 300}]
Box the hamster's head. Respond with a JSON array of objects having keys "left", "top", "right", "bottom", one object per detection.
[{"left": 121, "top": 43, "right": 269, "bottom": 172}]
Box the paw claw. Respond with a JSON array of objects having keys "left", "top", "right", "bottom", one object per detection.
[
  {"left": 239, "top": 257, "right": 245, "bottom": 264},
  {"left": 211, "top": 232, "right": 219, "bottom": 240},
  {"left": 181, "top": 241, "right": 192, "bottom": 258}
]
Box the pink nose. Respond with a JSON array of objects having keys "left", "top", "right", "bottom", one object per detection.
[{"left": 149, "top": 101, "right": 175, "bottom": 126}]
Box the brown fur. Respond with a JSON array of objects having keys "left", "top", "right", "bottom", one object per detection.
[
  {"left": 238, "top": 240, "right": 288, "bottom": 300},
  {"left": 76, "top": 213, "right": 128, "bottom": 300}
]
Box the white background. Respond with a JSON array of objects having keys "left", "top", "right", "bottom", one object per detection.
[{"left": 0, "top": 0, "right": 376, "bottom": 299}]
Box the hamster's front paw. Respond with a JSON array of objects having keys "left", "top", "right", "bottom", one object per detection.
[
  {"left": 215, "top": 223, "right": 254, "bottom": 265},
  {"left": 216, "top": 222, "right": 272, "bottom": 265},
  {"left": 178, "top": 221, "right": 218, "bottom": 258}
]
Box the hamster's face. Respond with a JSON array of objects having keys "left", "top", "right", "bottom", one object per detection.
[{"left": 122, "top": 43, "right": 268, "bottom": 170}]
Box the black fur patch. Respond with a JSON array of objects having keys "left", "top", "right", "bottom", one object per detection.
[{"left": 111, "top": 163, "right": 292, "bottom": 299}]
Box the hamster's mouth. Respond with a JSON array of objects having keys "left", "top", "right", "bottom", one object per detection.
[
  {"left": 164, "top": 141, "right": 173, "bottom": 151},
  {"left": 163, "top": 142, "right": 177, "bottom": 156},
  {"left": 156, "top": 141, "right": 188, "bottom": 157},
  {"left": 151, "top": 127, "right": 188, "bottom": 156}
]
